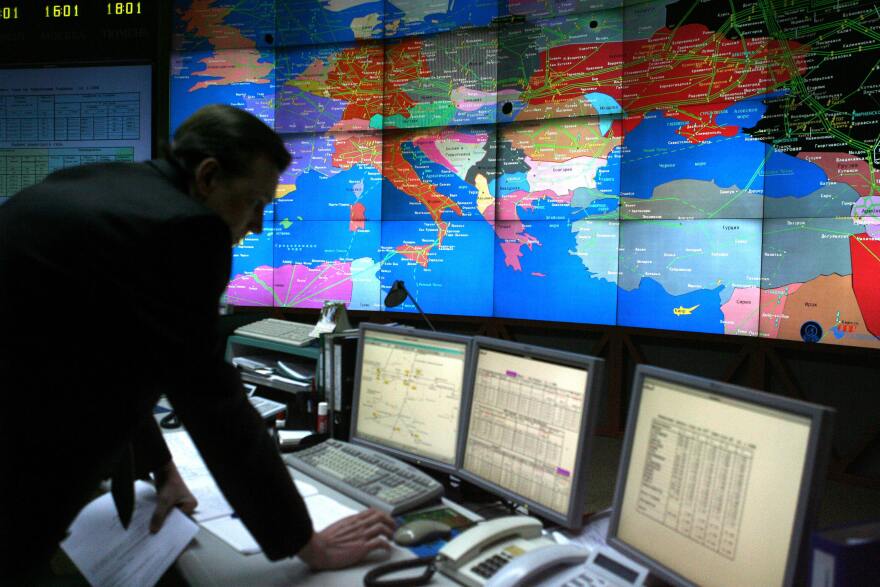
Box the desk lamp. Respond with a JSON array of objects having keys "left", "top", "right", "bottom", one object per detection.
[{"left": 384, "top": 280, "right": 436, "bottom": 331}]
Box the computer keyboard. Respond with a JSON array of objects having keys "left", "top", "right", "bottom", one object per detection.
[
  {"left": 284, "top": 439, "right": 443, "bottom": 515},
  {"left": 234, "top": 318, "right": 316, "bottom": 346}
]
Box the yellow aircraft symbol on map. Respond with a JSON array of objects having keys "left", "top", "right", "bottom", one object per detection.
[{"left": 673, "top": 305, "right": 700, "bottom": 316}]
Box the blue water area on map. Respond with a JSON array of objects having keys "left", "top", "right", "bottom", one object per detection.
[
  {"left": 170, "top": 50, "right": 275, "bottom": 133},
  {"left": 493, "top": 220, "right": 618, "bottom": 324},
  {"left": 617, "top": 278, "right": 725, "bottom": 334},
  {"left": 763, "top": 149, "right": 829, "bottom": 198},
  {"left": 231, "top": 229, "right": 274, "bottom": 279},
  {"left": 172, "top": 0, "right": 275, "bottom": 51},
  {"left": 386, "top": 1, "right": 499, "bottom": 38},
  {"left": 619, "top": 107, "right": 771, "bottom": 201},
  {"left": 381, "top": 141, "right": 485, "bottom": 220},
  {"left": 378, "top": 220, "right": 494, "bottom": 316},
  {"left": 584, "top": 92, "right": 623, "bottom": 118},
  {"left": 276, "top": 165, "right": 382, "bottom": 222},
  {"left": 273, "top": 220, "right": 380, "bottom": 267},
  {"left": 584, "top": 197, "right": 619, "bottom": 216},
  {"left": 275, "top": 0, "right": 384, "bottom": 46},
  {"left": 595, "top": 146, "right": 621, "bottom": 196}
]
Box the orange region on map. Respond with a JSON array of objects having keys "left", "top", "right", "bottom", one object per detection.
[
  {"left": 381, "top": 133, "right": 464, "bottom": 261},
  {"left": 384, "top": 37, "right": 430, "bottom": 119},
  {"left": 396, "top": 244, "right": 432, "bottom": 267},
  {"left": 764, "top": 274, "right": 880, "bottom": 348},
  {"left": 798, "top": 152, "right": 880, "bottom": 197},
  {"left": 180, "top": 0, "right": 258, "bottom": 50},
  {"left": 189, "top": 49, "right": 273, "bottom": 91},
  {"left": 323, "top": 45, "right": 385, "bottom": 122},
  {"left": 331, "top": 133, "right": 383, "bottom": 171},
  {"left": 524, "top": 24, "right": 806, "bottom": 141}
]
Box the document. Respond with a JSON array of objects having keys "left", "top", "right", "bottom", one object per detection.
[
  {"left": 61, "top": 481, "right": 198, "bottom": 587},
  {"left": 202, "top": 493, "right": 357, "bottom": 554},
  {"left": 163, "top": 431, "right": 234, "bottom": 522}
]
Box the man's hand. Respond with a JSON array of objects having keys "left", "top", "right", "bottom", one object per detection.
[
  {"left": 297, "top": 508, "right": 395, "bottom": 571},
  {"left": 149, "top": 460, "right": 198, "bottom": 533}
]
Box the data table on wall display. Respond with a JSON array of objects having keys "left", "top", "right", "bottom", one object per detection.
[
  {"left": 0, "top": 65, "right": 152, "bottom": 205},
  {"left": 636, "top": 415, "right": 755, "bottom": 560},
  {"left": 0, "top": 148, "right": 135, "bottom": 203},
  {"left": 0, "top": 94, "right": 143, "bottom": 142}
]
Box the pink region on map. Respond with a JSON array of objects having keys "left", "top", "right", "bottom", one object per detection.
[
  {"left": 484, "top": 189, "right": 570, "bottom": 270},
  {"left": 532, "top": 272, "right": 546, "bottom": 277},
  {"left": 190, "top": 49, "right": 273, "bottom": 92},
  {"left": 451, "top": 87, "right": 495, "bottom": 112},
  {"left": 273, "top": 262, "right": 353, "bottom": 308},
  {"left": 758, "top": 283, "right": 804, "bottom": 338},
  {"left": 350, "top": 202, "right": 366, "bottom": 231},
  {"left": 413, "top": 130, "right": 489, "bottom": 174},
  {"left": 721, "top": 287, "right": 760, "bottom": 336},
  {"left": 227, "top": 266, "right": 275, "bottom": 306}
]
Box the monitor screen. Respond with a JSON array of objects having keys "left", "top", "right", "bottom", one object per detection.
[
  {"left": 350, "top": 324, "right": 471, "bottom": 472},
  {"left": 609, "top": 365, "right": 833, "bottom": 587},
  {"left": 458, "top": 337, "right": 603, "bottom": 529},
  {"left": 0, "top": 65, "right": 152, "bottom": 206}
]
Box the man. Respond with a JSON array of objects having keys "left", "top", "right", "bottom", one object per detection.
[{"left": 0, "top": 104, "right": 393, "bottom": 580}]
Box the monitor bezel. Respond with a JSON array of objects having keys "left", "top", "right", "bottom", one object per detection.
[
  {"left": 349, "top": 322, "right": 473, "bottom": 475},
  {"left": 456, "top": 336, "right": 604, "bottom": 529},
  {"left": 607, "top": 364, "right": 834, "bottom": 587}
]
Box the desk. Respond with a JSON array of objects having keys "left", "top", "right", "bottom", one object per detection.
[{"left": 175, "top": 467, "right": 475, "bottom": 586}]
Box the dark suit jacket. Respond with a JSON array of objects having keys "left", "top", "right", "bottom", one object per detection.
[{"left": 0, "top": 160, "right": 312, "bottom": 576}]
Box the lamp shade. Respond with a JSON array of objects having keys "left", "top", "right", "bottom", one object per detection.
[{"left": 384, "top": 280, "right": 409, "bottom": 308}]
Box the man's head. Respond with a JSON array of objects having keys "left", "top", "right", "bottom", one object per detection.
[{"left": 167, "top": 105, "right": 291, "bottom": 243}]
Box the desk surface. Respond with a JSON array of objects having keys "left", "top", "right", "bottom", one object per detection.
[{"left": 175, "top": 467, "right": 474, "bottom": 586}]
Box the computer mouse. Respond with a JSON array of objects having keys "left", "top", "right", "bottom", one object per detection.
[{"left": 392, "top": 520, "right": 452, "bottom": 547}]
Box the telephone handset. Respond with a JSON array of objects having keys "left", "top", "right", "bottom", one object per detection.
[
  {"left": 485, "top": 543, "right": 589, "bottom": 587},
  {"left": 436, "top": 516, "right": 556, "bottom": 587}
]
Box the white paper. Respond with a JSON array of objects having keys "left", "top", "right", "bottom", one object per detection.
[
  {"left": 304, "top": 494, "right": 358, "bottom": 532},
  {"left": 201, "top": 493, "right": 357, "bottom": 554},
  {"left": 61, "top": 481, "right": 198, "bottom": 587},
  {"left": 295, "top": 479, "right": 319, "bottom": 498},
  {"left": 201, "top": 516, "right": 261, "bottom": 555},
  {"left": 163, "top": 431, "right": 234, "bottom": 522}
]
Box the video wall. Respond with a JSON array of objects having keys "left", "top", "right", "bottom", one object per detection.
[{"left": 170, "top": 0, "right": 880, "bottom": 349}]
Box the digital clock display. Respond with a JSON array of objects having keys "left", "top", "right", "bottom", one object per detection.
[
  {"left": 45, "top": 4, "right": 79, "bottom": 18},
  {"left": 1, "top": 6, "right": 19, "bottom": 20}
]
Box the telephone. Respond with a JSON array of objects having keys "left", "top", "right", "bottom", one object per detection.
[
  {"left": 435, "top": 515, "right": 650, "bottom": 587},
  {"left": 435, "top": 516, "right": 556, "bottom": 587}
]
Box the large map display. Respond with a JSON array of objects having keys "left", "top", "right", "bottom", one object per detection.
[{"left": 171, "top": 0, "right": 880, "bottom": 349}]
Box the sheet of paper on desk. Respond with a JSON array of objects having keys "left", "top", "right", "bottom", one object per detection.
[
  {"left": 305, "top": 494, "right": 357, "bottom": 531},
  {"left": 61, "top": 481, "right": 199, "bottom": 587},
  {"left": 201, "top": 494, "right": 357, "bottom": 555},
  {"left": 163, "top": 431, "right": 234, "bottom": 522}
]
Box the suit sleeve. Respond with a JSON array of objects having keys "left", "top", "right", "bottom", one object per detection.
[{"left": 130, "top": 215, "right": 313, "bottom": 560}]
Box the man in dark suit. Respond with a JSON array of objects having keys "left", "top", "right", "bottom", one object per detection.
[{"left": 0, "top": 104, "right": 393, "bottom": 581}]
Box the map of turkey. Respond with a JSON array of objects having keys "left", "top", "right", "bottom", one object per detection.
[{"left": 171, "top": 0, "right": 880, "bottom": 349}]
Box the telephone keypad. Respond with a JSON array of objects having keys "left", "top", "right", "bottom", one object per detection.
[{"left": 470, "top": 551, "right": 514, "bottom": 579}]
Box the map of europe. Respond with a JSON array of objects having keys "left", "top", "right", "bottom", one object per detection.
[{"left": 172, "top": 0, "right": 880, "bottom": 349}]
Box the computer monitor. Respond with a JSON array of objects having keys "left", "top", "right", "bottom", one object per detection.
[
  {"left": 457, "top": 336, "right": 604, "bottom": 529},
  {"left": 349, "top": 323, "right": 472, "bottom": 474},
  {"left": 608, "top": 365, "right": 834, "bottom": 587}
]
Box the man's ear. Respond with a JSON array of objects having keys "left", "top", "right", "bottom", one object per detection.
[{"left": 192, "top": 158, "right": 220, "bottom": 199}]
